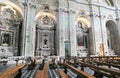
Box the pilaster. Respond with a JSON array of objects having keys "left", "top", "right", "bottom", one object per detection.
[
  {"left": 69, "top": 10, "right": 77, "bottom": 56},
  {"left": 115, "top": 7, "right": 120, "bottom": 54},
  {"left": 22, "top": 0, "right": 37, "bottom": 56},
  {"left": 88, "top": 0, "right": 97, "bottom": 55},
  {"left": 99, "top": 9, "right": 108, "bottom": 56},
  {"left": 58, "top": 8, "right": 65, "bottom": 56}
]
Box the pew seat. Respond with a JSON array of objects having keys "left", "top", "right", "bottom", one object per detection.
[
  {"left": 58, "top": 69, "right": 69, "bottom": 78},
  {"left": 35, "top": 70, "right": 42, "bottom": 78}
]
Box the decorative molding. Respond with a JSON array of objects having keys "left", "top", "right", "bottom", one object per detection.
[
  {"left": 98, "top": 14, "right": 106, "bottom": 18},
  {"left": 22, "top": 2, "right": 28, "bottom": 7},
  {"left": 69, "top": 10, "right": 75, "bottom": 14},
  {"left": 28, "top": 2, "right": 37, "bottom": 8}
]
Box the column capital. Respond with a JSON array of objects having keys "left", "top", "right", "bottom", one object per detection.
[
  {"left": 58, "top": 8, "right": 69, "bottom": 13},
  {"left": 22, "top": 2, "right": 28, "bottom": 7},
  {"left": 69, "top": 10, "right": 76, "bottom": 14},
  {"left": 89, "top": 13, "right": 106, "bottom": 18},
  {"left": 98, "top": 14, "right": 106, "bottom": 18},
  {"left": 28, "top": 2, "right": 38, "bottom": 8}
]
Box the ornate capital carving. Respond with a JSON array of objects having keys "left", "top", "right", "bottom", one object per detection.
[
  {"left": 59, "top": 8, "right": 64, "bottom": 12},
  {"left": 89, "top": 13, "right": 93, "bottom": 17},
  {"left": 89, "top": 13, "right": 104, "bottom": 18},
  {"left": 59, "top": 8, "right": 66, "bottom": 13},
  {"left": 69, "top": 10, "right": 75, "bottom": 14},
  {"left": 98, "top": 14, "right": 106, "bottom": 18},
  {"left": 22, "top": 2, "right": 28, "bottom": 7},
  {"left": 29, "top": 2, "right": 37, "bottom": 8}
]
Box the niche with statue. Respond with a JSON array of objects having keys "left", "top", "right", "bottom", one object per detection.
[{"left": 2, "top": 33, "right": 11, "bottom": 46}]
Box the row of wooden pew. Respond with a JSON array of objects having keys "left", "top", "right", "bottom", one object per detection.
[
  {"left": 0, "top": 64, "right": 25, "bottom": 78},
  {"left": 0, "top": 56, "right": 120, "bottom": 78}
]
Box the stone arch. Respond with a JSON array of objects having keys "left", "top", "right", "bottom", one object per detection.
[
  {"left": 76, "top": 16, "right": 91, "bottom": 57},
  {"left": 0, "top": 0, "right": 23, "bottom": 17},
  {"left": 0, "top": 1, "right": 23, "bottom": 56},
  {"left": 76, "top": 15, "right": 91, "bottom": 28},
  {"left": 35, "top": 12, "right": 56, "bottom": 22},
  {"left": 35, "top": 12, "right": 57, "bottom": 56},
  {"left": 106, "top": 20, "right": 119, "bottom": 55},
  {"left": 105, "top": 0, "right": 114, "bottom": 6},
  {"left": 35, "top": 12, "right": 57, "bottom": 27}
]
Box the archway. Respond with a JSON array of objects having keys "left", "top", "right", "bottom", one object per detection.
[
  {"left": 76, "top": 17, "right": 90, "bottom": 57},
  {"left": 35, "top": 13, "right": 56, "bottom": 56},
  {"left": 0, "top": 3, "right": 23, "bottom": 56},
  {"left": 106, "top": 20, "right": 119, "bottom": 55}
]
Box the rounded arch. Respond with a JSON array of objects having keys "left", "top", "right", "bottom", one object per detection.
[
  {"left": 76, "top": 16, "right": 91, "bottom": 57},
  {"left": 76, "top": 16, "right": 91, "bottom": 28},
  {"left": 0, "top": 1, "right": 23, "bottom": 56},
  {"left": 106, "top": 20, "right": 117, "bottom": 32},
  {"left": 35, "top": 12, "right": 56, "bottom": 21},
  {"left": 105, "top": 0, "right": 115, "bottom": 6},
  {"left": 106, "top": 20, "right": 119, "bottom": 54},
  {"left": 35, "top": 12, "right": 57, "bottom": 56},
  {"left": 0, "top": 0, "right": 23, "bottom": 17},
  {"left": 105, "top": 15, "right": 116, "bottom": 23}
]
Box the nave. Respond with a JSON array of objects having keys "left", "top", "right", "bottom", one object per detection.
[{"left": 0, "top": 56, "right": 120, "bottom": 78}]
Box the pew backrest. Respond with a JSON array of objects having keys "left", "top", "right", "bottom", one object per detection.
[
  {"left": 0, "top": 64, "right": 25, "bottom": 78},
  {"left": 64, "top": 62, "right": 96, "bottom": 78}
]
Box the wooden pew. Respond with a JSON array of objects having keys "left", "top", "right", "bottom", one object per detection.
[
  {"left": 0, "top": 64, "right": 25, "bottom": 78},
  {"left": 94, "top": 61, "right": 120, "bottom": 69},
  {"left": 41, "top": 63, "right": 48, "bottom": 78},
  {"left": 79, "top": 61, "right": 120, "bottom": 77},
  {"left": 63, "top": 62, "right": 96, "bottom": 78},
  {"left": 36, "top": 63, "right": 48, "bottom": 78},
  {"left": 77, "top": 56, "right": 120, "bottom": 62},
  {"left": 58, "top": 69, "right": 69, "bottom": 78},
  {"left": 35, "top": 70, "right": 42, "bottom": 78}
]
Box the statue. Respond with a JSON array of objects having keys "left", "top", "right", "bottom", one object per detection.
[
  {"left": 44, "top": 39, "right": 47, "bottom": 45},
  {"left": 43, "top": 15, "right": 50, "bottom": 25}
]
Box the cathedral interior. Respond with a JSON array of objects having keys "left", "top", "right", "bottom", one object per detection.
[{"left": 0, "top": 0, "right": 120, "bottom": 78}]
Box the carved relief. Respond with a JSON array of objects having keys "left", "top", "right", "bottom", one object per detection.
[
  {"left": 43, "top": 15, "right": 50, "bottom": 24},
  {"left": 37, "top": 15, "right": 55, "bottom": 26},
  {"left": 0, "top": 5, "right": 21, "bottom": 29},
  {"left": 77, "top": 22, "right": 88, "bottom": 33}
]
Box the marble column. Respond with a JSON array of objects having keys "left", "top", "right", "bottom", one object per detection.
[
  {"left": 89, "top": 0, "right": 97, "bottom": 55},
  {"left": 58, "top": 8, "right": 65, "bottom": 56},
  {"left": 115, "top": 7, "right": 120, "bottom": 53},
  {"left": 69, "top": 10, "right": 77, "bottom": 56},
  {"left": 30, "top": 3, "right": 37, "bottom": 56},
  {"left": 99, "top": 7, "right": 109, "bottom": 56},
  {"left": 21, "top": 1, "right": 37, "bottom": 56}
]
